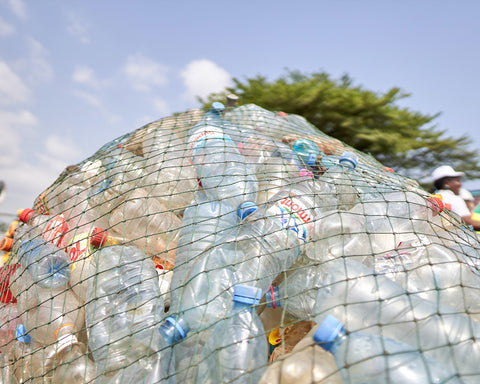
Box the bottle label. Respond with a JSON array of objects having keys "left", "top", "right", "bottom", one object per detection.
[
  {"left": 68, "top": 234, "right": 91, "bottom": 263},
  {"left": 34, "top": 191, "right": 51, "bottom": 215},
  {"left": 44, "top": 215, "right": 69, "bottom": 248},
  {"left": 274, "top": 194, "right": 314, "bottom": 243}
]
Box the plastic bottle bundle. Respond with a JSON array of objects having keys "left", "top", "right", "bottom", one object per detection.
[{"left": 3, "top": 101, "right": 480, "bottom": 383}]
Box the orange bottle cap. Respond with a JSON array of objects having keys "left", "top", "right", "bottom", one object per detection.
[{"left": 0, "top": 237, "right": 13, "bottom": 252}]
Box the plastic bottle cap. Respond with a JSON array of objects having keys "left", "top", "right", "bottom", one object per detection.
[
  {"left": 339, "top": 151, "right": 358, "bottom": 168},
  {"left": 313, "top": 314, "right": 345, "bottom": 352},
  {"left": 265, "top": 285, "right": 280, "bottom": 308},
  {"left": 6, "top": 221, "right": 19, "bottom": 238},
  {"left": 238, "top": 201, "right": 258, "bottom": 220},
  {"left": 211, "top": 102, "right": 225, "bottom": 113},
  {"left": 233, "top": 284, "right": 262, "bottom": 305},
  {"left": 90, "top": 228, "right": 108, "bottom": 247},
  {"left": 15, "top": 324, "right": 32, "bottom": 343},
  {"left": 277, "top": 111, "right": 288, "bottom": 117},
  {"left": 427, "top": 196, "right": 444, "bottom": 213},
  {"left": 383, "top": 167, "right": 395, "bottom": 173},
  {"left": 18, "top": 208, "right": 35, "bottom": 223},
  {"left": 164, "top": 316, "right": 188, "bottom": 340},
  {"left": 0, "top": 237, "right": 13, "bottom": 252}
]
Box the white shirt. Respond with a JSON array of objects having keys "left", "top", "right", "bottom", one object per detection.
[{"left": 436, "top": 189, "right": 471, "bottom": 217}]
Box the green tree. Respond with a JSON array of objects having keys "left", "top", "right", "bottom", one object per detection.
[{"left": 201, "top": 70, "right": 480, "bottom": 183}]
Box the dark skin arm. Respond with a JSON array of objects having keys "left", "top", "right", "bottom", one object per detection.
[{"left": 462, "top": 215, "right": 480, "bottom": 231}]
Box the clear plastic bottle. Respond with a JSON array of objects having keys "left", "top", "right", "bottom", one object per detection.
[
  {"left": 16, "top": 238, "right": 70, "bottom": 289},
  {"left": 170, "top": 191, "right": 240, "bottom": 308},
  {"left": 314, "top": 314, "right": 462, "bottom": 384},
  {"left": 65, "top": 227, "right": 103, "bottom": 303},
  {"left": 314, "top": 258, "right": 480, "bottom": 383},
  {"left": 315, "top": 151, "right": 360, "bottom": 211},
  {"left": 87, "top": 143, "right": 147, "bottom": 221},
  {"left": 9, "top": 267, "right": 84, "bottom": 347},
  {"left": 12, "top": 323, "right": 96, "bottom": 384},
  {"left": 18, "top": 208, "right": 70, "bottom": 248},
  {"left": 258, "top": 328, "right": 344, "bottom": 384},
  {"left": 187, "top": 102, "right": 258, "bottom": 209},
  {"left": 137, "top": 124, "right": 199, "bottom": 213},
  {"left": 292, "top": 138, "right": 322, "bottom": 169},
  {"left": 367, "top": 240, "right": 480, "bottom": 320},
  {"left": 265, "top": 263, "right": 328, "bottom": 320},
  {"left": 195, "top": 285, "right": 268, "bottom": 384},
  {"left": 106, "top": 187, "right": 182, "bottom": 264},
  {"left": 85, "top": 245, "right": 170, "bottom": 381},
  {"left": 306, "top": 191, "right": 445, "bottom": 262},
  {"left": 253, "top": 143, "right": 305, "bottom": 204}
]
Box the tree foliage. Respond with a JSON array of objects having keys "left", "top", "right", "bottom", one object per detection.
[{"left": 201, "top": 70, "right": 480, "bottom": 184}]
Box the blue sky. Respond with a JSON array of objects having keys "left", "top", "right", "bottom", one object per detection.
[{"left": 1, "top": 0, "right": 480, "bottom": 217}]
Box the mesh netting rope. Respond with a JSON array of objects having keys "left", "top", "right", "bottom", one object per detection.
[{"left": 0, "top": 102, "right": 479, "bottom": 384}]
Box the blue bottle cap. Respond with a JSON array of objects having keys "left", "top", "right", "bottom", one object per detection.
[
  {"left": 211, "top": 102, "right": 225, "bottom": 113},
  {"left": 339, "top": 151, "right": 358, "bottom": 168},
  {"left": 159, "top": 316, "right": 190, "bottom": 345},
  {"left": 265, "top": 285, "right": 281, "bottom": 308},
  {"left": 292, "top": 139, "right": 321, "bottom": 166},
  {"left": 15, "top": 324, "right": 32, "bottom": 343},
  {"left": 313, "top": 314, "right": 345, "bottom": 352},
  {"left": 237, "top": 201, "right": 258, "bottom": 220},
  {"left": 233, "top": 285, "right": 262, "bottom": 305}
]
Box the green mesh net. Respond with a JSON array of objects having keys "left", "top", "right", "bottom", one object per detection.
[{"left": 1, "top": 102, "right": 479, "bottom": 384}]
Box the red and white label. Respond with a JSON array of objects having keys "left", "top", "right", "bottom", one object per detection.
[{"left": 43, "top": 215, "right": 69, "bottom": 248}]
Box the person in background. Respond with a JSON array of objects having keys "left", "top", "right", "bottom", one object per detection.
[
  {"left": 431, "top": 165, "right": 480, "bottom": 231},
  {"left": 460, "top": 187, "right": 476, "bottom": 213}
]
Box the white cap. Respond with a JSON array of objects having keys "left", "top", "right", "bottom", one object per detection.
[
  {"left": 432, "top": 165, "right": 465, "bottom": 182},
  {"left": 460, "top": 187, "right": 474, "bottom": 201}
]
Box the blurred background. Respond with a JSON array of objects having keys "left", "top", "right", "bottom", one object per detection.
[{"left": 1, "top": 0, "right": 480, "bottom": 223}]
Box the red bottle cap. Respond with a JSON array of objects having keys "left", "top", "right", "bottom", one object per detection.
[
  {"left": 277, "top": 111, "right": 287, "bottom": 117},
  {"left": 427, "top": 196, "right": 444, "bottom": 213},
  {"left": 18, "top": 208, "right": 35, "bottom": 223},
  {"left": 0, "top": 264, "right": 20, "bottom": 303},
  {"left": 90, "top": 228, "right": 108, "bottom": 247}
]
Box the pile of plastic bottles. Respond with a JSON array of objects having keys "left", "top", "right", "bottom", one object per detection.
[{"left": 1, "top": 100, "right": 480, "bottom": 384}]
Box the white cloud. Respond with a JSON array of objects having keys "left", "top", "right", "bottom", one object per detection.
[
  {"left": 72, "top": 89, "right": 122, "bottom": 125},
  {"left": 122, "top": 53, "right": 168, "bottom": 92},
  {"left": 4, "top": 0, "right": 27, "bottom": 21},
  {"left": 180, "top": 59, "right": 232, "bottom": 103},
  {"left": 73, "top": 89, "right": 103, "bottom": 109},
  {"left": 37, "top": 134, "right": 83, "bottom": 170},
  {"left": 0, "top": 112, "right": 87, "bottom": 214},
  {"left": 73, "top": 65, "right": 100, "bottom": 89},
  {"left": 0, "top": 16, "right": 14, "bottom": 36},
  {"left": 25, "top": 37, "right": 53, "bottom": 84},
  {"left": 0, "top": 109, "right": 37, "bottom": 165},
  {"left": 66, "top": 12, "right": 90, "bottom": 44},
  {"left": 0, "top": 61, "right": 31, "bottom": 105},
  {"left": 152, "top": 98, "right": 171, "bottom": 116}
]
